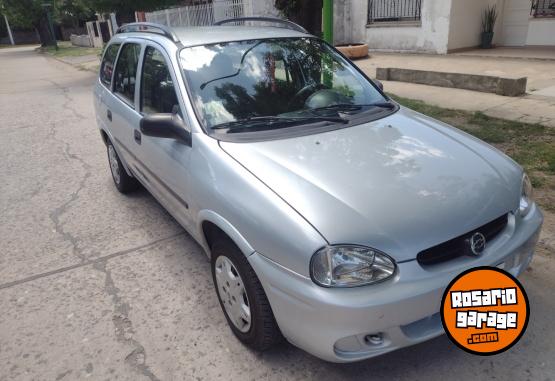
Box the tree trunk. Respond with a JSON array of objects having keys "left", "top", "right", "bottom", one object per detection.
[
  {"left": 299, "top": 0, "right": 322, "bottom": 36},
  {"left": 116, "top": 11, "right": 136, "bottom": 26},
  {"left": 35, "top": 16, "right": 55, "bottom": 47},
  {"left": 276, "top": 0, "right": 323, "bottom": 36}
]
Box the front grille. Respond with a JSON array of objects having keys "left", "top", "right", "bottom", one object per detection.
[{"left": 417, "top": 214, "right": 509, "bottom": 266}]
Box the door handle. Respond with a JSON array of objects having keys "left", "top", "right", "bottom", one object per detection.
[
  {"left": 107, "top": 109, "right": 112, "bottom": 122},
  {"left": 134, "top": 129, "right": 142, "bottom": 145}
]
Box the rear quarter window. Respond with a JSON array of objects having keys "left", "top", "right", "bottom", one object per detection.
[{"left": 100, "top": 43, "right": 120, "bottom": 87}]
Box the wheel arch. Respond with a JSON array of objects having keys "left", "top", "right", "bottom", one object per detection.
[
  {"left": 100, "top": 128, "right": 134, "bottom": 177},
  {"left": 198, "top": 210, "right": 255, "bottom": 259},
  {"left": 99, "top": 129, "right": 109, "bottom": 146}
]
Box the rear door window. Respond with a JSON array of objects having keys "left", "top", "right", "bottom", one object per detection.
[
  {"left": 100, "top": 43, "right": 120, "bottom": 87},
  {"left": 113, "top": 43, "right": 141, "bottom": 106},
  {"left": 141, "top": 46, "right": 179, "bottom": 114}
]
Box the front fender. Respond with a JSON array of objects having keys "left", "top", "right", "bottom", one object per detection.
[
  {"left": 188, "top": 133, "right": 327, "bottom": 277},
  {"left": 197, "top": 209, "right": 255, "bottom": 258}
]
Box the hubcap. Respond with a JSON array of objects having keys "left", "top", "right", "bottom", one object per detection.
[
  {"left": 214, "top": 256, "right": 251, "bottom": 333},
  {"left": 108, "top": 145, "right": 121, "bottom": 185}
]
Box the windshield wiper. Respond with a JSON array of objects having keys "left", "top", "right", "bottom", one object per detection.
[
  {"left": 366, "top": 101, "right": 396, "bottom": 109},
  {"left": 211, "top": 115, "right": 348, "bottom": 132},
  {"left": 247, "top": 115, "right": 348, "bottom": 123},
  {"left": 309, "top": 103, "right": 364, "bottom": 113},
  {"left": 309, "top": 101, "right": 396, "bottom": 114}
]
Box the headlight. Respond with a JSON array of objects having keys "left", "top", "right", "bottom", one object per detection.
[
  {"left": 310, "top": 245, "right": 396, "bottom": 287},
  {"left": 519, "top": 173, "right": 533, "bottom": 216}
]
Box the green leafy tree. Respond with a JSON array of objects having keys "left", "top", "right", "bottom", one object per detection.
[
  {"left": 0, "top": 0, "right": 44, "bottom": 29},
  {"left": 0, "top": 0, "right": 180, "bottom": 45},
  {"left": 54, "top": 0, "right": 95, "bottom": 27},
  {"left": 84, "top": 0, "right": 179, "bottom": 13},
  {"left": 0, "top": 0, "right": 55, "bottom": 45}
]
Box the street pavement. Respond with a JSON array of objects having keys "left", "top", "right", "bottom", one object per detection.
[{"left": 1, "top": 46, "right": 554, "bottom": 381}]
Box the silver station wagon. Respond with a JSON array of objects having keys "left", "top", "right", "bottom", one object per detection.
[{"left": 94, "top": 18, "right": 543, "bottom": 362}]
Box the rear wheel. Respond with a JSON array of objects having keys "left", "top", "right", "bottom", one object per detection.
[
  {"left": 211, "top": 238, "right": 282, "bottom": 351},
  {"left": 107, "top": 140, "right": 139, "bottom": 193}
]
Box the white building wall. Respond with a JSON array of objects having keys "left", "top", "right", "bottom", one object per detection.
[
  {"left": 526, "top": 19, "right": 555, "bottom": 45},
  {"left": 499, "top": 0, "right": 531, "bottom": 46},
  {"left": 349, "top": 0, "right": 370, "bottom": 44},
  {"left": 448, "top": 0, "right": 555, "bottom": 49},
  {"left": 248, "top": 0, "right": 553, "bottom": 51},
  {"left": 334, "top": 0, "right": 354, "bottom": 44},
  {"left": 251, "top": 0, "right": 280, "bottom": 18},
  {"left": 347, "top": 0, "right": 453, "bottom": 54}
]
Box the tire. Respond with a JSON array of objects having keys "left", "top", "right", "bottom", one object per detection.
[
  {"left": 211, "top": 237, "right": 282, "bottom": 351},
  {"left": 107, "top": 140, "right": 139, "bottom": 194}
]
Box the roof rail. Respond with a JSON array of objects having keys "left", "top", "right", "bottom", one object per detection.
[
  {"left": 116, "top": 22, "right": 180, "bottom": 43},
  {"left": 213, "top": 17, "right": 308, "bottom": 34}
]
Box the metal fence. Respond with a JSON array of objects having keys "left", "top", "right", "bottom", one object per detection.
[
  {"left": 368, "top": 0, "right": 422, "bottom": 24},
  {"left": 531, "top": 0, "right": 555, "bottom": 17},
  {"left": 145, "top": 0, "right": 249, "bottom": 27}
]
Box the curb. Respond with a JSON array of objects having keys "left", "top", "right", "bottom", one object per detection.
[{"left": 37, "top": 47, "right": 100, "bottom": 73}]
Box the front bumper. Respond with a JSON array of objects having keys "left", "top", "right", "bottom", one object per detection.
[{"left": 248, "top": 206, "right": 543, "bottom": 362}]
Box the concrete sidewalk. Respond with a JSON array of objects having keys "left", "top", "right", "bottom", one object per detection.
[
  {"left": 356, "top": 53, "right": 555, "bottom": 127},
  {"left": 51, "top": 53, "right": 100, "bottom": 72},
  {"left": 453, "top": 46, "right": 555, "bottom": 61}
]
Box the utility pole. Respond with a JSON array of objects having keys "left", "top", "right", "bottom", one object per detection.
[
  {"left": 3, "top": 13, "right": 15, "bottom": 45},
  {"left": 322, "top": 0, "right": 333, "bottom": 44}
]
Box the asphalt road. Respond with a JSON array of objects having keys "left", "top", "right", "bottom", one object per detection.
[{"left": 1, "top": 46, "right": 554, "bottom": 381}]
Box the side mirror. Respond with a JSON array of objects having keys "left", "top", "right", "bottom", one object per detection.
[
  {"left": 140, "top": 114, "right": 192, "bottom": 146},
  {"left": 374, "top": 79, "right": 384, "bottom": 91}
]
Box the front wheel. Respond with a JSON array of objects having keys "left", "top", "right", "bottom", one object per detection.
[{"left": 211, "top": 238, "right": 282, "bottom": 351}]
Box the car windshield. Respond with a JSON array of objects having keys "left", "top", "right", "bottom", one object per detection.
[{"left": 180, "top": 37, "right": 388, "bottom": 132}]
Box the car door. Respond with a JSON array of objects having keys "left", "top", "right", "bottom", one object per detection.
[
  {"left": 94, "top": 42, "right": 120, "bottom": 143},
  {"left": 136, "top": 42, "right": 194, "bottom": 232},
  {"left": 106, "top": 40, "right": 144, "bottom": 178}
]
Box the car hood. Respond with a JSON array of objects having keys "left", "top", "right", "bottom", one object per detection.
[{"left": 220, "top": 107, "right": 522, "bottom": 262}]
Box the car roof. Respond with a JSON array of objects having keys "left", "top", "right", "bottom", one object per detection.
[
  {"left": 174, "top": 26, "right": 310, "bottom": 47},
  {"left": 119, "top": 25, "right": 311, "bottom": 47}
]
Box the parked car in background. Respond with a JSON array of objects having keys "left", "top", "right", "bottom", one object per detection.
[{"left": 94, "top": 19, "right": 543, "bottom": 362}]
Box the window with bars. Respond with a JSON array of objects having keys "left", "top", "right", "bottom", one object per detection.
[
  {"left": 368, "top": 0, "right": 422, "bottom": 24},
  {"left": 531, "top": 0, "right": 555, "bottom": 17}
]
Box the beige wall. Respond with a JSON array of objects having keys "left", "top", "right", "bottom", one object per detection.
[{"left": 447, "top": 0, "right": 503, "bottom": 51}]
